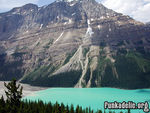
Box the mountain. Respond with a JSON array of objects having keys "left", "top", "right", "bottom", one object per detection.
[
  {"left": 146, "top": 22, "right": 150, "bottom": 26},
  {"left": 0, "top": 0, "right": 150, "bottom": 89}
]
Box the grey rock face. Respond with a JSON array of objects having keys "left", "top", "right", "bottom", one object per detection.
[
  {"left": 0, "top": 0, "right": 150, "bottom": 89},
  {"left": 0, "top": 0, "right": 118, "bottom": 40}
]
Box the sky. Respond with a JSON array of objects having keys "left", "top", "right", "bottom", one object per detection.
[{"left": 0, "top": 0, "right": 150, "bottom": 23}]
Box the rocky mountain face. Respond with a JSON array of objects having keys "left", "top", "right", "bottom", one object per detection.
[
  {"left": 0, "top": 0, "right": 150, "bottom": 89},
  {"left": 147, "top": 22, "right": 150, "bottom": 26}
]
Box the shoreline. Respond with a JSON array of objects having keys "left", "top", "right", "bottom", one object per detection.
[
  {"left": 0, "top": 81, "right": 48, "bottom": 99},
  {"left": 1, "top": 81, "right": 150, "bottom": 99}
]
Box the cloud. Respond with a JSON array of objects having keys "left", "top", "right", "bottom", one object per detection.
[
  {"left": 101, "top": 0, "right": 150, "bottom": 23},
  {"left": 0, "top": 0, "right": 38, "bottom": 12}
]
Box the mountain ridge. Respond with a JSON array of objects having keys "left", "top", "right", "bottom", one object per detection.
[{"left": 0, "top": 0, "right": 150, "bottom": 89}]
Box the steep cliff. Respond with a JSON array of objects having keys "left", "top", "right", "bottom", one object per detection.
[{"left": 0, "top": 0, "right": 150, "bottom": 89}]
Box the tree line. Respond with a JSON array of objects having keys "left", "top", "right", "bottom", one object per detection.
[{"left": 0, "top": 79, "right": 127, "bottom": 113}]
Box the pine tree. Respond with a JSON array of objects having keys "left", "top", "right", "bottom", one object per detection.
[
  {"left": 61, "top": 103, "right": 65, "bottom": 112},
  {"left": 4, "top": 79, "right": 23, "bottom": 106},
  {"left": 0, "top": 96, "right": 5, "bottom": 113},
  {"left": 76, "top": 105, "right": 79, "bottom": 113},
  {"left": 0, "top": 96, "right": 5, "bottom": 107},
  {"left": 70, "top": 104, "right": 74, "bottom": 113},
  {"left": 1, "top": 79, "right": 105, "bottom": 113},
  {"left": 97, "top": 110, "right": 102, "bottom": 113}
]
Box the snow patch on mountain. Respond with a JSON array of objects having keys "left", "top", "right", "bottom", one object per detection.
[
  {"left": 40, "top": 24, "right": 43, "bottom": 29},
  {"left": 86, "top": 19, "right": 94, "bottom": 37},
  {"left": 54, "top": 32, "right": 64, "bottom": 44}
]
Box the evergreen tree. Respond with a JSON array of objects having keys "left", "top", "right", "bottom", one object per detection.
[
  {"left": 97, "top": 110, "right": 102, "bottom": 113},
  {"left": 0, "top": 79, "right": 107, "bottom": 113},
  {"left": 0, "top": 96, "right": 5, "bottom": 107},
  {"left": 70, "top": 104, "right": 74, "bottom": 113},
  {"left": 76, "top": 105, "right": 80, "bottom": 113},
  {"left": 4, "top": 79, "right": 23, "bottom": 106},
  {"left": 0, "top": 96, "right": 5, "bottom": 113}
]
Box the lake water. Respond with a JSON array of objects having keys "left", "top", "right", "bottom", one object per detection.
[{"left": 23, "top": 88, "right": 150, "bottom": 113}]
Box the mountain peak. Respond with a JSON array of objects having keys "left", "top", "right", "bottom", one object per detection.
[
  {"left": 0, "top": 0, "right": 150, "bottom": 89},
  {"left": 56, "top": 0, "right": 80, "bottom": 2},
  {"left": 55, "top": 0, "right": 96, "bottom": 3}
]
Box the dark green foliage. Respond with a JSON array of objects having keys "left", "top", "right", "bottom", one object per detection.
[
  {"left": 21, "top": 61, "right": 81, "bottom": 87},
  {"left": 91, "top": 49, "right": 150, "bottom": 89},
  {"left": 100, "top": 41, "right": 106, "bottom": 47},
  {"left": 83, "top": 47, "right": 89, "bottom": 57},
  {"left": 114, "top": 51, "right": 150, "bottom": 89},
  {"left": 0, "top": 80, "right": 107, "bottom": 113},
  {"left": 0, "top": 98, "right": 105, "bottom": 113},
  {"left": 137, "top": 40, "right": 143, "bottom": 45},
  {"left": 96, "top": 110, "right": 102, "bottom": 113},
  {"left": 91, "top": 70, "right": 97, "bottom": 87},
  {"left": 136, "top": 47, "right": 145, "bottom": 54},
  {"left": 84, "top": 68, "right": 91, "bottom": 85},
  {"left": 0, "top": 53, "right": 23, "bottom": 81},
  {"left": 12, "top": 52, "right": 26, "bottom": 58},
  {"left": 90, "top": 55, "right": 115, "bottom": 87},
  {"left": 22, "top": 70, "right": 82, "bottom": 87},
  {"left": 64, "top": 54, "right": 73, "bottom": 65},
  {"left": 116, "top": 41, "right": 125, "bottom": 46},
  {"left": 43, "top": 45, "right": 50, "bottom": 49},
  {"left": 1, "top": 79, "right": 23, "bottom": 113},
  {"left": 101, "top": 64, "right": 119, "bottom": 87},
  {"left": 4, "top": 79, "right": 23, "bottom": 106},
  {"left": 22, "top": 65, "right": 55, "bottom": 81},
  {"left": 64, "top": 49, "right": 77, "bottom": 65},
  {"left": 117, "top": 48, "right": 127, "bottom": 55},
  {"left": 0, "top": 96, "right": 5, "bottom": 113}
]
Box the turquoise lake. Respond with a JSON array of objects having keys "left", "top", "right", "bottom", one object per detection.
[{"left": 23, "top": 88, "right": 150, "bottom": 113}]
